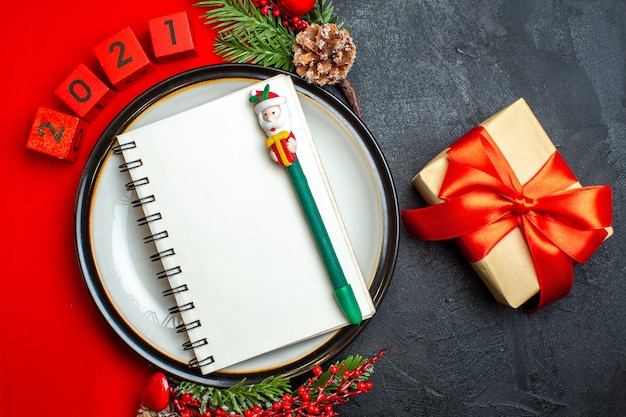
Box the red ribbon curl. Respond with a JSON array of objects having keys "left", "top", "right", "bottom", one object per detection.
[{"left": 402, "top": 126, "right": 612, "bottom": 310}]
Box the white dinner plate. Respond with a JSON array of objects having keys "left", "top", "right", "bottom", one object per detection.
[{"left": 75, "top": 64, "right": 398, "bottom": 386}]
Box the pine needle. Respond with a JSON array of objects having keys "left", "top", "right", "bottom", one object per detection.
[
  {"left": 177, "top": 374, "right": 291, "bottom": 414},
  {"left": 196, "top": 0, "right": 296, "bottom": 70},
  {"left": 196, "top": 0, "right": 345, "bottom": 71},
  {"left": 310, "top": 354, "right": 371, "bottom": 395}
]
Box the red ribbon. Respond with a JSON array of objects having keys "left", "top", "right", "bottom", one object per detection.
[{"left": 402, "top": 126, "right": 612, "bottom": 310}]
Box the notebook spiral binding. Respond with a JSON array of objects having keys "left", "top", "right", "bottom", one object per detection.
[
  {"left": 132, "top": 195, "right": 156, "bottom": 208},
  {"left": 189, "top": 355, "right": 216, "bottom": 369},
  {"left": 183, "top": 338, "right": 208, "bottom": 351},
  {"left": 175, "top": 319, "right": 201, "bottom": 333},
  {"left": 144, "top": 230, "right": 169, "bottom": 243},
  {"left": 114, "top": 140, "right": 213, "bottom": 370},
  {"left": 163, "top": 284, "right": 189, "bottom": 297},
  {"left": 112, "top": 141, "right": 136, "bottom": 154}
]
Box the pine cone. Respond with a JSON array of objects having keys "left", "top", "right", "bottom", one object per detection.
[{"left": 293, "top": 23, "right": 356, "bottom": 85}]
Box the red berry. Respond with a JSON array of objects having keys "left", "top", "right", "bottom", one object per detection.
[
  {"left": 261, "top": 6, "right": 270, "bottom": 15},
  {"left": 180, "top": 393, "right": 192, "bottom": 404},
  {"left": 357, "top": 381, "right": 367, "bottom": 392},
  {"left": 272, "top": 8, "right": 281, "bottom": 17},
  {"left": 366, "top": 381, "right": 374, "bottom": 390},
  {"left": 141, "top": 372, "right": 170, "bottom": 411},
  {"left": 312, "top": 365, "right": 323, "bottom": 376},
  {"left": 276, "top": 0, "right": 315, "bottom": 16},
  {"left": 253, "top": 406, "right": 262, "bottom": 413},
  {"left": 329, "top": 365, "right": 339, "bottom": 375},
  {"left": 244, "top": 410, "right": 254, "bottom": 417},
  {"left": 259, "top": 0, "right": 268, "bottom": 5}
]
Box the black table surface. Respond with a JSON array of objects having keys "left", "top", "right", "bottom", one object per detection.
[{"left": 327, "top": 1, "right": 626, "bottom": 416}]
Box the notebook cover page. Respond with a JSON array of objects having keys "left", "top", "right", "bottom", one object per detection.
[{"left": 117, "top": 75, "right": 374, "bottom": 374}]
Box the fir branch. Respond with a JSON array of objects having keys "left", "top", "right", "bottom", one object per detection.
[
  {"left": 168, "top": 351, "right": 385, "bottom": 416},
  {"left": 198, "top": 0, "right": 293, "bottom": 39},
  {"left": 196, "top": 0, "right": 347, "bottom": 71},
  {"left": 309, "top": 354, "right": 371, "bottom": 397},
  {"left": 177, "top": 375, "right": 291, "bottom": 414},
  {"left": 214, "top": 32, "right": 295, "bottom": 70},
  {"left": 305, "top": 0, "right": 344, "bottom": 28},
  {"left": 196, "top": 0, "right": 295, "bottom": 69}
]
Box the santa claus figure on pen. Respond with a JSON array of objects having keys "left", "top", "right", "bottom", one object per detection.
[{"left": 250, "top": 84, "right": 297, "bottom": 167}]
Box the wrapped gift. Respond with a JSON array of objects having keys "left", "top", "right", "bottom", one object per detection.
[{"left": 402, "top": 98, "right": 613, "bottom": 310}]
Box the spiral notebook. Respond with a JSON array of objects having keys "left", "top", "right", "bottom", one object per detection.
[{"left": 114, "top": 74, "right": 375, "bottom": 375}]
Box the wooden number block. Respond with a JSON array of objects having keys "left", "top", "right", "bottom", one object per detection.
[
  {"left": 93, "top": 27, "right": 154, "bottom": 89},
  {"left": 55, "top": 63, "right": 115, "bottom": 121},
  {"left": 149, "top": 11, "right": 198, "bottom": 62},
  {"left": 26, "top": 107, "right": 87, "bottom": 162}
]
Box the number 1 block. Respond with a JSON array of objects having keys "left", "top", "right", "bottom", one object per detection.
[
  {"left": 26, "top": 107, "right": 87, "bottom": 162},
  {"left": 55, "top": 63, "right": 115, "bottom": 121},
  {"left": 149, "top": 11, "right": 198, "bottom": 62},
  {"left": 93, "top": 27, "right": 154, "bottom": 90}
]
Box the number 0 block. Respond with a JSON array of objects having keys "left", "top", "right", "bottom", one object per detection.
[
  {"left": 55, "top": 63, "right": 115, "bottom": 121},
  {"left": 26, "top": 107, "right": 87, "bottom": 162},
  {"left": 149, "top": 11, "right": 198, "bottom": 62},
  {"left": 93, "top": 27, "right": 154, "bottom": 90}
]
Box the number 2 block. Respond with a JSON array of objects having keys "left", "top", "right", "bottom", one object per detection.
[
  {"left": 93, "top": 27, "right": 154, "bottom": 90},
  {"left": 26, "top": 107, "right": 87, "bottom": 162},
  {"left": 149, "top": 11, "right": 198, "bottom": 62},
  {"left": 55, "top": 63, "right": 115, "bottom": 121}
]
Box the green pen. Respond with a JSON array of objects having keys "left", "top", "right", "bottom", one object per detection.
[{"left": 250, "top": 84, "right": 362, "bottom": 325}]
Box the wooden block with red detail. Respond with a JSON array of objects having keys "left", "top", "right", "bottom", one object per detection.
[
  {"left": 149, "top": 11, "right": 198, "bottom": 62},
  {"left": 93, "top": 27, "right": 154, "bottom": 90},
  {"left": 26, "top": 107, "right": 87, "bottom": 162},
  {"left": 55, "top": 63, "right": 115, "bottom": 121}
]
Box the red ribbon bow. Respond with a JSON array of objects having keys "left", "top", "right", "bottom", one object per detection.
[{"left": 402, "top": 126, "right": 612, "bottom": 310}]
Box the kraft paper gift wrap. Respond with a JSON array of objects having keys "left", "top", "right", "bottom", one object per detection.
[{"left": 402, "top": 98, "right": 613, "bottom": 310}]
